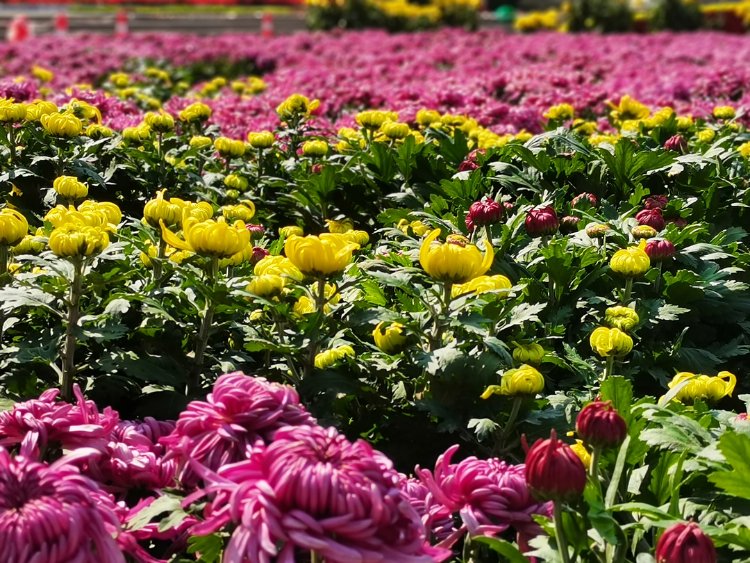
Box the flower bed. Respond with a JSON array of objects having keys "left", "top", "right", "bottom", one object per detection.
[{"left": 1, "top": 29, "right": 750, "bottom": 562}]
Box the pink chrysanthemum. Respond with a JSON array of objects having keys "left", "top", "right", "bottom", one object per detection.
[
  {"left": 0, "top": 385, "right": 118, "bottom": 457},
  {"left": 192, "top": 425, "right": 450, "bottom": 563},
  {"left": 416, "top": 445, "right": 551, "bottom": 548},
  {"left": 0, "top": 446, "right": 124, "bottom": 563},
  {"left": 161, "top": 372, "right": 315, "bottom": 487},
  {"left": 398, "top": 475, "right": 457, "bottom": 543}
]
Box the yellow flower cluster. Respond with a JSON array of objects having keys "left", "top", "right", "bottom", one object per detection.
[
  {"left": 276, "top": 94, "right": 320, "bottom": 122},
  {"left": 514, "top": 9, "right": 561, "bottom": 32},
  {"left": 44, "top": 201, "right": 121, "bottom": 258},
  {"left": 667, "top": 371, "right": 737, "bottom": 404}
]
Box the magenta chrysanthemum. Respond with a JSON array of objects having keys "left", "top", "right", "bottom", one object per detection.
[
  {"left": 160, "top": 372, "right": 315, "bottom": 486},
  {"left": 193, "top": 425, "right": 449, "bottom": 563},
  {"left": 0, "top": 447, "right": 124, "bottom": 563},
  {"left": 416, "top": 445, "right": 551, "bottom": 548}
]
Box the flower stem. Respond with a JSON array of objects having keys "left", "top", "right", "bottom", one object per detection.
[
  {"left": 0, "top": 245, "right": 8, "bottom": 280},
  {"left": 61, "top": 258, "right": 83, "bottom": 402},
  {"left": 157, "top": 131, "right": 164, "bottom": 185},
  {"left": 654, "top": 262, "right": 663, "bottom": 295},
  {"left": 553, "top": 501, "right": 572, "bottom": 563},
  {"left": 310, "top": 552, "right": 321, "bottom": 563},
  {"left": 314, "top": 278, "right": 327, "bottom": 314},
  {"left": 430, "top": 282, "right": 453, "bottom": 351},
  {"left": 484, "top": 224, "right": 493, "bottom": 246},
  {"left": 189, "top": 256, "right": 219, "bottom": 395},
  {"left": 153, "top": 235, "right": 167, "bottom": 283},
  {"left": 621, "top": 277, "right": 633, "bottom": 306},
  {"left": 6, "top": 125, "right": 16, "bottom": 165},
  {"left": 590, "top": 445, "right": 601, "bottom": 481},
  {"left": 603, "top": 355, "right": 615, "bottom": 381},
  {"left": 496, "top": 396, "right": 523, "bottom": 453}
]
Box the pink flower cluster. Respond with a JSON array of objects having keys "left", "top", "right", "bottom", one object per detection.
[
  {"left": 0, "top": 374, "right": 548, "bottom": 560},
  {"left": 4, "top": 30, "right": 750, "bottom": 135}
]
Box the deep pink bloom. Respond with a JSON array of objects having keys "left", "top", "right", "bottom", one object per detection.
[
  {"left": 252, "top": 246, "right": 270, "bottom": 263},
  {"left": 571, "top": 192, "right": 598, "bottom": 208},
  {"left": 656, "top": 522, "right": 716, "bottom": 563},
  {"left": 636, "top": 208, "right": 666, "bottom": 231},
  {"left": 416, "top": 445, "right": 551, "bottom": 548},
  {"left": 576, "top": 400, "right": 627, "bottom": 449},
  {"left": 525, "top": 429, "right": 586, "bottom": 502},
  {"left": 525, "top": 206, "right": 559, "bottom": 237},
  {"left": 645, "top": 239, "right": 676, "bottom": 262},
  {"left": 466, "top": 196, "right": 503, "bottom": 232},
  {"left": 458, "top": 149, "right": 486, "bottom": 172},
  {"left": 398, "top": 475, "right": 457, "bottom": 543},
  {"left": 246, "top": 224, "right": 266, "bottom": 239},
  {"left": 644, "top": 195, "right": 669, "bottom": 210},
  {"left": 0, "top": 447, "right": 125, "bottom": 563},
  {"left": 0, "top": 385, "right": 118, "bottom": 458},
  {"left": 664, "top": 134, "right": 688, "bottom": 153},
  {"left": 161, "top": 372, "right": 315, "bottom": 487},
  {"left": 192, "top": 425, "right": 448, "bottom": 562}
]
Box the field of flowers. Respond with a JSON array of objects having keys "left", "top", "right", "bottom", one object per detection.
[{"left": 1, "top": 27, "right": 750, "bottom": 563}]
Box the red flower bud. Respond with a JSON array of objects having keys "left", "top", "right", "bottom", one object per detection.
[
  {"left": 655, "top": 522, "right": 716, "bottom": 563},
  {"left": 251, "top": 246, "right": 270, "bottom": 264},
  {"left": 669, "top": 217, "right": 688, "bottom": 228},
  {"left": 525, "top": 206, "right": 559, "bottom": 237},
  {"left": 559, "top": 215, "right": 581, "bottom": 234},
  {"left": 524, "top": 429, "right": 586, "bottom": 502},
  {"left": 466, "top": 197, "right": 503, "bottom": 231},
  {"left": 645, "top": 239, "right": 676, "bottom": 262},
  {"left": 644, "top": 195, "right": 669, "bottom": 210},
  {"left": 664, "top": 134, "right": 688, "bottom": 153},
  {"left": 246, "top": 224, "right": 266, "bottom": 239},
  {"left": 311, "top": 163, "right": 323, "bottom": 174},
  {"left": 571, "top": 192, "right": 598, "bottom": 208},
  {"left": 503, "top": 201, "right": 514, "bottom": 212},
  {"left": 635, "top": 208, "right": 666, "bottom": 231},
  {"left": 458, "top": 148, "right": 486, "bottom": 172},
  {"left": 575, "top": 400, "right": 627, "bottom": 448}
]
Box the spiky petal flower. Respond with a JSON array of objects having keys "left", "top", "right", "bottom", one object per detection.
[
  {"left": 0, "top": 447, "right": 125, "bottom": 563},
  {"left": 161, "top": 372, "right": 315, "bottom": 487},
  {"left": 416, "top": 445, "right": 551, "bottom": 548},
  {"left": 192, "top": 425, "right": 447, "bottom": 562}
]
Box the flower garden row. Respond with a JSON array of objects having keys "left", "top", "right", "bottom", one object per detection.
[{"left": 1, "top": 29, "right": 750, "bottom": 562}]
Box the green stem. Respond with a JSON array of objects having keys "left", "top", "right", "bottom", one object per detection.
[
  {"left": 153, "top": 235, "right": 167, "bottom": 283},
  {"left": 590, "top": 445, "right": 601, "bottom": 481},
  {"left": 257, "top": 147, "right": 264, "bottom": 185},
  {"left": 0, "top": 245, "right": 8, "bottom": 279},
  {"left": 157, "top": 131, "right": 164, "bottom": 185},
  {"left": 310, "top": 551, "right": 321, "bottom": 563},
  {"left": 190, "top": 256, "right": 219, "bottom": 395},
  {"left": 314, "top": 278, "right": 327, "bottom": 314},
  {"left": 553, "top": 501, "right": 572, "bottom": 563},
  {"left": 621, "top": 277, "right": 633, "bottom": 306},
  {"left": 302, "top": 278, "right": 328, "bottom": 381},
  {"left": 462, "top": 535, "right": 475, "bottom": 562},
  {"left": 484, "top": 224, "right": 493, "bottom": 246},
  {"left": 548, "top": 273, "right": 556, "bottom": 307},
  {"left": 430, "top": 282, "right": 453, "bottom": 351},
  {"left": 496, "top": 396, "right": 523, "bottom": 453},
  {"left": 61, "top": 258, "right": 83, "bottom": 402},
  {"left": 654, "top": 261, "right": 663, "bottom": 295},
  {"left": 7, "top": 125, "right": 16, "bottom": 164},
  {"left": 603, "top": 355, "right": 615, "bottom": 381}
]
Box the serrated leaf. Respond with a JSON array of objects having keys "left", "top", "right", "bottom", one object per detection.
[
  {"left": 600, "top": 376, "right": 633, "bottom": 423},
  {"left": 655, "top": 304, "right": 690, "bottom": 321},
  {"left": 187, "top": 534, "right": 224, "bottom": 563},
  {"left": 709, "top": 431, "right": 750, "bottom": 500},
  {"left": 127, "top": 495, "right": 183, "bottom": 531}
]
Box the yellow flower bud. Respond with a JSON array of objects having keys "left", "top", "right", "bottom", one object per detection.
[
  {"left": 40, "top": 112, "right": 82, "bottom": 137},
  {"left": 246, "top": 274, "right": 285, "bottom": 298},
  {"left": 279, "top": 226, "right": 303, "bottom": 238},
  {"left": 48, "top": 223, "right": 109, "bottom": 257},
  {"left": 452, "top": 274, "right": 511, "bottom": 298},
  {"left": 123, "top": 124, "right": 151, "bottom": 143},
  {"left": 24, "top": 100, "right": 57, "bottom": 122},
  {"left": 420, "top": 229, "right": 494, "bottom": 284},
  {"left": 481, "top": 364, "right": 544, "bottom": 398},
  {"left": 604, "top": 306, "right": 639, "bottom": 332},
  {"left": 301, "top": 140, "right": 329, "bottom": 157},
  {"left": 415, "top": 109, "right": 441, "bottom": 127},
  {"left": 85, "top": 124, "right": 113, "bottom": 139},
  {"left": 14, "top": 229, "right": 45, "bottom": 255},
  {"left": 31, "top": 65, "right": 54, "bottom": 83},
  {"left": 543, "top": 103, "right": 575, "bottom": 121},
  {"left": 676, "top": 115, "right": 693, "bottom": 130},
  {"left": 631, "top": 225, "right": 657, "bottom": 240},
  {"left": 161, "top": 216, "right": 250, "bottom": 258},
  {"left": 610, "top": 240, "right": 650, "bottom": 277},
  {"left": 109, "top": 72, "right": 130, "bottom": 88},
  {"left": 713, "top": 105, "right": 735, "bottom": 120},
  {"left": 144, "top": 110, "right": 175, "bottom": 133},
  {"left": 381, "top": 122, "right": 410, "bottom": 140},
  {"left": 276, "top": 94, "right": 320, "bottom": 122},
  {"left": 285, "top": 233, "right": 358, "bottom": 277},
  {"left": 214, "top": 137, "right": 245, "bottom": 158},
  {"left": 326, "top": 219, "right": 353, "bottom": 234},
  {"left": 190, "top": 135, "right": 213, "bottom": 149},
  {"left": 53, "top": 176, "right": 88, "bottom": 201},
  {"left": 254, "top": 255, "right": 303, "bottom": 283},
  {"left": 179, "top": 201, "right": 214, "bottom": 223},
  {"left": 372, "top": 321, "right": 407, "bottom": 354},
  {"left": 512, "top": 343, "right": 545, "bottom": 365},
  {"left": 224, "top": 174, "right": 249, "bottom": 191},
  {"left": 570, "top": 440, "right": 592, "bottom": 470},
  {"left": 78, "top": 200, "right": 122, "bottom": 228},
  {"left": 0, "top": 100, "right": 27, "bottom": 123},
  {"left": 342, "top": 230, "right": 369, "bottom": 247},
  {"left": 143, "top": 190, "right": 184, "bottom": 228},
  {"left": 0, "top": 208, "right": 29, "bottom": 246},
  {"left": 221, "top": 200, "right": 255, "bottom": 223},
  {"left": 356, "top": 110, "right": 398, "bottom": 129},
  {"left": 247, "top": 131, "right": 275, "bottom": 149},
  {"left": 179, "top": 102, "right": 212, "bottom": 123},
  {"left": 294, "top": 282, "right": 339, "bottom": 315},
  {"left": 696, "top": 129, "right": 715, "bottom": 143},
  {"left": 314, "top": 345, "right": 355, "bottom": 369},
  {"left": 667, "top": 371, "right": 736, "bottom": 404},
  {"left": 589, "top": 327, "right": 633, "bottom": 358}
]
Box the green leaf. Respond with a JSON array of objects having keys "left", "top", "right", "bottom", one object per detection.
[
  {"left": 584, "top": 481, "right": 619, "bottom": 544},
  {"left": 600, "top": 376, "right": 633, "bottom": 424},
  {"left": 470, "top": 536, "right": 528, "bottom": 563},
  {"left": 127, "top": 495, "right": 182, "bottom": 531},
  {"left": 187, "top": 534, "right": 224, "bottom": 563},
  {"left": 709, "top": 431, "right": 750, "bottom": 500},
  {"left": 0, "top": 396, "right": 15, "bottom": 412}
]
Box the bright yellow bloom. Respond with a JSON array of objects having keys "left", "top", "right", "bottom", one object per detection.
[
  {"left": 276, "top": 94, "right": 320, "bottom": 122},
  {"left": 632, "top": 225, "right": 658, "bottom": 239},
  {"left": 301, "top": 140, "right": 329, "bottom": 157},
  {"left": 604, "top": 306, "right": 640, "bottom": 332},
  {"left": 53, "top": 176, "right": 88, "bottom": 201},
  {"left": 31, "top": 65, "right": 54, "bottom": 83},
  {"left": 123, "top": 124, "right": 151, "bottom": 142},
  {"left": 214, "top": 137, "right": 245, "bottom": 158},
  {"left": 420, "top": 229, "right": 494, "bottom": 284},
  {"left": 356, "top": 110, "right": 397, "bottom": 130},
  {"left": 609, "top": 95, "right": 650, "bottom": 122},
  {"left": 381, "top": 122, "right": 410, "bottom": 140},
  {"left": 285, "top": 234, "right": 359, "bottom": 277},
  {"left": 40, "top": 112, "right": 82, "bottom": 137},
  {"left": 179, "top": 102, "right": 212, "bottom": 123},
  {"left": 570, "top": 440, "right": 592, "bottom": 470},
  {"left": 66, "top": 99, "right": 101, "bottom": 124},
  {"left": 219, "top": 242, "right": 258, "bottom": 268},
  {"left": 642, "top": 107, "right": 675, "bottom": 129},
  {"left": 294, "top": 283, "right": 339, "bottom": 315},
  {"left": 190, "top": 135, "right": 213, "bottom": 149},
  {"left": 452, "top": 274, "right": 511, "bottom": 298},
  {"left": 247, "top": 131, "right": 275, "bottom": 149},
  {"left": 48, "top": 223, "right": 109, "bottom": 257},
  {"left": 24, "top": 100, "right": 57, "bottom": 122},
  {"left": 109, "top": 72, "right": 130, "bottom": 88},
  {"left": 512, "top": 343, "right": 545, "bottom": 365},
  {"left": 676, "top": 115, "right": 694, "bottom": 130},
  {"left": 415, "top": 109, "right": 441, "bottom": 127},
  {"left": 13, "top": 229, "right": 45, "bottom": 255},
  {"left": 144, "top": 110, "right": 175, "bottom": 133},
  {"left": 372, "top": 321, "right": 407, "bottom": 354},
  {"left": 179, "top": 201, "right": 213, "bottom": 223},
  {"left": 140, "top": 242, "right": 191, "bottom": 267},
  {"left": 697, "top": 128, "right": 715, "bottom": 143},
  {"left": 314, "top": 345, "right": 355, "bottom": 370},
  {"left": 78, "top": 200, "right": 122, "bottom": 227},
  {"left": 397, "top": 219, "right": 430, "bottom": 236},
  {"left": 713, "top": 105, "right": 736, "bottom": 120},
  {"left": 246, "top": 274, "right": 285, "bottom": 298},
  {"left": 224, "top": 174, "right": 248, "bottom": 191},
  {"left": 161, "top": 217, "right": 250, "bottom": 258},
  {"left": 143, "top": 190, "right": 184, "bottom": 228},
  {"left": 279, "top": 226, "right": 303, "bottom": 238},
  {"left": 253, "top": 255, "right": 303, "bottom": 283},
  {"left": 326, "top": 219, "right": 354, "bottom": 233},
  {"left": 481, "top": 364, "right": 545, "bottom": 398},
  {"left": 738, "top": 142, "right": 750, "bottom": 159},
  {"left": 572, "top": 119, "right": 597, "bottom": 136},
  {"left": 589, "top": 327, "right": 633, "bottom": 358},
  {"left": 342, "top": 230, "right": 369, "bottom": 246},
  {"left": 221, "top": 200, "right": 255, "bottom": 223},
  {"left": 0, "top": 100, "right": 27, "bottom": 123},
  {"left": 0, "top": 208, "right": 29, "bottom": 246},
  {"left": 85, "top": 124, "right": 113, "bottom": 139},
  {"left": 543, "top": 103, "right": 574, "bottom": 121},
  {"left": 668, "top": 371, "right": 736, "bottom": 404},
  {"left": 610, "top": 240, "right": 650, "bottom": 277}
]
